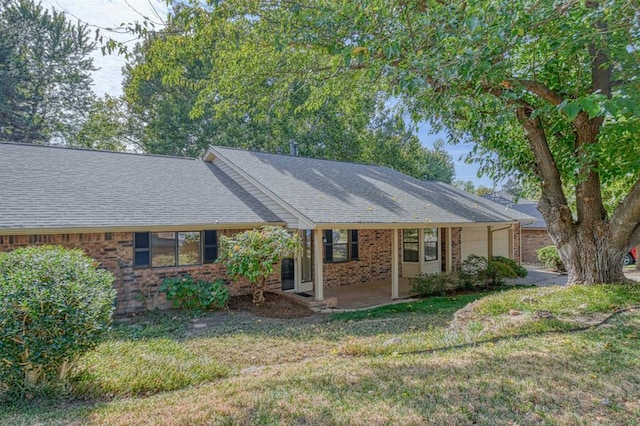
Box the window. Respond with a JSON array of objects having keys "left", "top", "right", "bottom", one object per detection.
[
  {"left": 178, "top": 231, "right": 201, "bottom": 266},
  {"left": 403, "top": 229, "right": 419, "bottom": 262},
  {"left": 403, "top": 228, "right": 439, "bottom": 262},
  {"left": 203, "top": 230, "right": 218, "bottom": 264},
  {"left": 324, "top": 229, "right": 359, "bottom": 262},
  {"left": 152, "top": 232, "right": 177, "bottom": 267},
  {"left": 134, "top": 230, "right": 217, "bottom": 268},
  {"left": 424, "top": 228, "right": 439, "bottom": 261},
  {"left": 134, "top": 232, "right": 150, "bottom": 268}
]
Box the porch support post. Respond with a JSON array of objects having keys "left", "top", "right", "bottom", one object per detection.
[
  {"left": 313, "top": 228, "right": 324, "bottom": 300},
  {"left": 487, "top": 226, "right": 493, "bottom": 259},
  {"left": 391, "top": 228, "right": 399, "bottom": 299},
  {"left": 446, "top": 227, "right": 452, "bottom": 273}
]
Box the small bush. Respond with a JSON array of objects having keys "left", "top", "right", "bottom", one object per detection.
[
  {"left": 159, "top": 275, "right": 230, "bottom": 311},
  {"left": 492, "top": 256, "right": 527, "bottom": 278},
  {"left": 459, "top": 254, "right": 490, "bottom": 287},
  {"left": 459, "top": 254, "right": 528, "bottom": 286},
  {"left": 0, "top": 246, "right": 116, "bottom": 400},
  {"left": 537, "top": 245, "right": 565, "bottom": 271},
  {"left": 410, "top": 272, "right": 458, "bottom": 297}
]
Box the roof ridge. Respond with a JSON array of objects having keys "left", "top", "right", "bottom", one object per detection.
[
  {"left": 210, "top": 144, "right": 392, "bottom": 170},
  {"left": 0, "top": 141, "right": 200, "bottom": 161}
]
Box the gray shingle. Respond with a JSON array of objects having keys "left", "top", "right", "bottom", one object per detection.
[
  {"left": 482, "top": 192, "right": 546, "bottom": 229},
  {"left": 212, "top": 147, "right": 533, "bottom": 225},
  {"left": 0, "top": 143, "right": 283, "bottom": 231}
]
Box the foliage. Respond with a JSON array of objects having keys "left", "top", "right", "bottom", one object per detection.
[
  {"left": 459, "top": 254, "right": 527, "bottom": 286},
  {"left": 459, "top": 254, "right": 490, "bottom": 287},
  {"left": 409, "top": 272, "right": 458, "bottom": 297},
  {"left": 217, "top": 226, "right": 301, "bottom": 304},
  {"left": 537, "top": 245, "right": 566, "bottom": 272},
  {"left": 121, "top": 9, "right": 456, "bottom": 183},
  {"left": 0, "top": 0, "right": 96, "bottom": 143},
  {"left": 144, "top": 0, "right": 640, "bottom": 284},
  {"left": 491, "top": 256, "right": 527, "bottom": 279},
  {"left": 68, "top": 95, "right": 138, "bottom": 151},
  {"left": 159, "top": 275, "right": 229, "bottom": 311},
  {"left": 0, "top": 245, "right": 115, "bottom": 400}
]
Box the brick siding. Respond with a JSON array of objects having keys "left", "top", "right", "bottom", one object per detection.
[
  {"left": 323, "top": 229, "right": 392, "bottom": 287},
  {"left": 0, "top": 230, "right": 281, "bottom": 315},
  {"left": 521, "top": 229, "right": 553, "bottom": 264}
]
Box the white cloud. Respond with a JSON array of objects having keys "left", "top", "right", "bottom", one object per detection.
[{"left": 40, "top": 0, "right": 168, "bottom": 96}]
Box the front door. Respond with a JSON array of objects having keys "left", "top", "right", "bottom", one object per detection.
[
  {"left": 281, "top": 258, "right": 295, "bottom": 290},
  {"left": 297, "top": 230, "right": 314, "bottom": 292}
]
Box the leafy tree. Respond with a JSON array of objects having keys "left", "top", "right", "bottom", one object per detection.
[
  {"left": 217, "top": 226, "right": 301, "bottom": 305},
  {"left": 69, "top": 95, "right": 137, "bottom": 151},
  {"left": 158, "top": 0, "right": 640, "bottom": 284},
  {"left": 0, "top": 0, "right": 96, "bottom": 143},
  {"left": 122, "top": 9, "right": 455, "bottom": 182},
  {"left": 475, "top": 186, "right": 494, "bottom": 197}
]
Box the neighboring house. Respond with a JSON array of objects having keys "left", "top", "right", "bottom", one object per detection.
[
  {"left": 0, "top": 143, "right": 532, "bottom": 314},
  {"left": 483, "top": 192, "right": 551, "bottom": 264}
]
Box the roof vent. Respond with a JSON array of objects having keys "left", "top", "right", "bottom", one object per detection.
[{"left": 289, "top": 140, "right": 299, "bottom": 156}]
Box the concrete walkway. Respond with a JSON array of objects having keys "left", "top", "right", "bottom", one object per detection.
[
  {"left": 508, "top": 265, "right": 640, "bottom": 287},
  {"left": 507, "top": 266, "right": 568, "bottom": 287}
]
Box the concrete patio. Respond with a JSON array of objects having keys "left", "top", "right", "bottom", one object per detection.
[
  {"left": 290, "top": 266, "right": 640, "bottom": 312},
  {"left": 322, "top": 277, "right": 415, "bottom": 310}
]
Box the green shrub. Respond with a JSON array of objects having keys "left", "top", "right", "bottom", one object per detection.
[
  {"left": 537, "top": 245, "right": 565, "bottom": 271},
  {"left": 492, "top": 256, "right": 527, "bottom": 278},
  {"left": 459, "top": 254, "right": 528, "bottom": 286},
  {"left": 459, "top": 254, "right": 489, "bottom": 287},
  {"left": 159, "top": 275, "right": 230, "bottom": 311},
  {"left": 410, "top": 272, "right": 458, "bottom": 297},
  {"left": 0, "top": 246, "right": 116, "bottom": 400}
]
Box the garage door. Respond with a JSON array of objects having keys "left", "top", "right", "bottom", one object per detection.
[{"left": 461, "top": 227, "right": 510, "bottom": 260}]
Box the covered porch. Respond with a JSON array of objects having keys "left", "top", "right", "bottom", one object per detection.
[{"left": 323, "top": 276, "right": 414, "bottom": 310}]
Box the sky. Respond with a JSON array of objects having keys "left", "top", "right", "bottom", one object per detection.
[{"left": 41, "top": 0, "right": 493, "bottom": 186}]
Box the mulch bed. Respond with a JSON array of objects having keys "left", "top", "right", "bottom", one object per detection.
[{"left": 228, "top": 291, "right": 314, "bottom": 318}]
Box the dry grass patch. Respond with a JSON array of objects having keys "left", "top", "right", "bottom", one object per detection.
[{"left": 3, "top": 284, "right": 640, "bottom": 425}]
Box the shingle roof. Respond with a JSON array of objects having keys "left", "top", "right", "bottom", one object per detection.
[
  {"left": 0, "top": 142, "right": 283, "bottom": 231},
  {"left": 482, "top": 192, "right": 546, "bottom": 229},
  {"left": 210, "top": 146, "right": 533, "bottom": 225}
]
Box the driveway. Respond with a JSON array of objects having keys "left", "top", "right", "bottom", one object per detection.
[{"left": 509, "top": 265, "right": 640, "bottom": 287}]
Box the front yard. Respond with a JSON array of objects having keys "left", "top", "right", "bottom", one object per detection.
[{"left": 2, "top": 284, "right": 640, "bottom": 425}]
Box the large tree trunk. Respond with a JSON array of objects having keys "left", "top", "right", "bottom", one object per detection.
[
  {"left": 542, "top": 213, "right": 626, "bottom": 284},
  {"left": 516, "top": 98, "right": 630, "bottom": 284}
]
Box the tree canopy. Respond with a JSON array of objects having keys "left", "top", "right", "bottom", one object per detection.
[
  {"left": 153, "top": 0, "right": 640, "bottom": 284},
  {"left": 122, "top": 7, "right": 456, "bottom": 183},
  {"left": 0, "top": 0, "right": 96, "bottom": 143}
]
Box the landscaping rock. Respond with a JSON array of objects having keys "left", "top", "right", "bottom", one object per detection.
[{"left": 533, "top": 310, "right": 555, "bottom": 320}]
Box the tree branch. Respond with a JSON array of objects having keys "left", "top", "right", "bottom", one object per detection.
[
  {"left": 610, "top": 176, "right": 640, "bottom": 250},
  {"left": 517, "top": 79, "right": 565, "bottom": 106}
]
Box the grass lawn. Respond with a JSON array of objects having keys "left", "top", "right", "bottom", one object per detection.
[{"left": 2, "top": 284, "right": 640, "bottom": 425}]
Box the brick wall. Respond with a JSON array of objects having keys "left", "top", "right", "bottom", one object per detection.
[
  {"left": 521, "top": 229, "right": 552, "bottom": 264},
  {"left": 0, "top": 230, "right": 281, "bottom": 315},
  {"left": 323, "top": 229, "right": 392, "bottom": 287},
  {"left": 451, "top": 227, "right": 462, "bottom": 269}
]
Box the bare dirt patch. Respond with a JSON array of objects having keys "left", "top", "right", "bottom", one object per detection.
[{"left": 228, "top": 291, "right": 314, "bottom": 318}]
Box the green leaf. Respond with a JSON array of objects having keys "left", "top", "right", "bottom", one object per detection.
[
  {"left": 577, "top": 97, "right": 601, "bottom": 119},
  {"left": 563, "top": 102, "right": 581, "bottom": 122}
]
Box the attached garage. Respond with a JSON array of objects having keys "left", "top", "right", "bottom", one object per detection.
[{"left": 461, "top": 226, "right": 513, "bottom": 260}]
